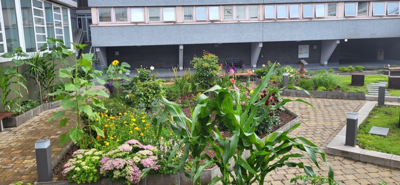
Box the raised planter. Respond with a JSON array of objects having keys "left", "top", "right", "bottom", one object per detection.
[
  {"left": 282, "top": 89, "right": 366, "bottom": 100},
  {"left": 36, "top": 108, "right": 300, "bottom": 185},
  {"left": 3, "top": 101, "right": 61, "bottom": 128}
]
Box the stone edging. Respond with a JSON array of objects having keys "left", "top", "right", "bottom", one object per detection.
[
  {"left": 366, "top": 95, "right": 400, "bottom": 102},
  {"left": 35, "top": 108, "right": 300, "bottom": 185},
  {"left": 326, "top": 101, "right": 400, "bottom": 169},
  {"left": 282, "top": 89, "right": 366, "bottom": 100},
  {"left": 3, "top": 101, "right": 61, "bottom": 128}
]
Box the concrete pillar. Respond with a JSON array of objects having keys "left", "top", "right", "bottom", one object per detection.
[
  {"left": 378, "top": 82, "right": 386, "bottom": 106},
  {"left": 179, "top": 45, "right": 184, "bottom": 71},
  {"left": 345, "top": 113, "right": 358, "bottom": 147},
  {"left": 320, "top": 40, "right": 340, "bottom": 66},
  {"left": 283, "top": 72, "right": 289, "bottom": 87},
  {"left": 96, "top": 47, "right": 108, "bottom": 67},
  {"left": 35, "top": 139, "right": 52, "bottom": 182},
  {"left": 251, "top": 42, "right": 263, "bottom": 69}
]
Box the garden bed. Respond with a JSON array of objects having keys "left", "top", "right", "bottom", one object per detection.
[{"left": 3, "top": 101, "right": 61, "bottom": 128}]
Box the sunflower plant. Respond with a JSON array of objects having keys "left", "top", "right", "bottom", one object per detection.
[{"left": 104, "top": 60, "right": 131, "bottom": 99}]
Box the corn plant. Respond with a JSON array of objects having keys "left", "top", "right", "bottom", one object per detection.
[
  {"left": 154, "top": 64, "right": 334, "bottom": 185},
  {"left": 49, "top": 44, "right": 108, "bottom": 148},
  {"left": 0, "top": 67, "right": 27, "bottom": 112}
]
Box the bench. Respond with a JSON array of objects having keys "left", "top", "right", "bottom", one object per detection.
[
  {"left": 0, "top": 112, "right": 12, "bottom": 132},
  {"left": 225, "top": 58, "right": 244, "bottom": 69}
]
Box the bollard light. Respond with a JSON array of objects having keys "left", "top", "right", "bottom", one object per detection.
[
  {"left": 283, "top": 72, "right": 289, "bottom": 87},
  {"left": 345, "top": 112, "right": 358, "bottom": 147},
  {"left": 35, "top": 139, "right": 52, "bottom": 182},
  {"left": 378, "top": 82, "right": 386, "bottom": 106}
]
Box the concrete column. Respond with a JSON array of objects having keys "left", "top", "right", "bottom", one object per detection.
[
  {"left": 251, "top": 42, "right": 263, "bottom": 69},
  {"left": 96, "top": 47, "right": 108, "bottom": 67},
  {"left": 283, "top": 72, "right": 289, "bottom": 87},
  {"left": 378, "top": 82, "right": 386, "bottom": 106},
  {"left": 179, "top": 45, "right": 184, "bottom": 71},
  {"left": 345, "top": 112, "right": 358, "bottom": 147},
  {"left": 320, "top": 40, "right": 340, "bottom": 66},
  {"left": 35, "top": 139, "right": 52, "bottom": 182}
]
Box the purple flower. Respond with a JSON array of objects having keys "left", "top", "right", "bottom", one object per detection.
[
  {"left": 233, "top": 101, "right": 236, "bottom": 104},
  {"left": 63, "top": 162, "right": 73, "bottom": 168},
  {"left": 112, "top": 158, "right": 126, "bottom": 169},
  {"left": 232, "top": 65, "right": 237, "bottom": 73},
  {"left": 140, "top": 156, "right": 157, "bottom": 168},
  {"left": 152, "top": 165, "right": 161, "bottom": 170},
  {"left": 141, "top": 145, "right": 154, "bottom": 150},
  {"left": 73, "top": 149, "right": 85, "bottom": 155},
  {"left": 119, "top": 144, "right": 133, "bottom": 152},
  {"left": 62, "top": 167, "right": 72, "bottom": 176},
  {"left": 126, "top": 139, "right": 154, "bottom": 150},
  {"left": 100, "top": 156, "right": 110, "bottom": 164},
  {"left": 225, "top": 65, "right": 231, "bottom": 73},
  {"left": 126, "top": 165, "right": 141, "bottom": 184}
]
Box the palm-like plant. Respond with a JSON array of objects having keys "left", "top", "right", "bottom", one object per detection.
[
  {"left": 25, "top": 53, "right": 45, "bottom": 103},
  {"left": 0, "top": 67, "right": 27, "bottom": 112}
]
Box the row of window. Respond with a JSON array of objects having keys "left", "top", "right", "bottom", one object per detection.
[
  {"left": 0, "top": 0, "right": 72, "bottom": 54},
  {"left": 97, "top": 1, "right": 400, "bottom": 23}
]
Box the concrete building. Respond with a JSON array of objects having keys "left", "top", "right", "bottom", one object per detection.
[{"left": 88, "top": 0, "right": 400, "bottom": 69}]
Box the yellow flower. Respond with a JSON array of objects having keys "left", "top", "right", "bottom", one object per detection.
[
  {"left": 110, "top": 136, "right": 114, "bottom": 140},
  {"left": 142, "top": 120, "right": 145, "bottom": 123},
  {"left": 117, "top": 139, "right": 120, "bottom": 142},
  {"left": 119, "top": 113, "right": 122, "bottom": 116},
  {"left": 130, "top": 131, "right": 133, "bottom": 134},
  {"left": 106, "top": 142, "right": 109, "bottom": 146},
  {"left": 112, "top": 60, "right": 119, "bottom": 66},
  {"left": 124, "top": 121, "right": 127, "bottom": 124},
  {"left": 250, "top": 90, "right": 254, "bottom": 94},
  {"left": 105, "top": 110, "right": 108, "bottom": 113},
  {"left": 105, "top": 124, "right": 109, "bottom": 128},
  {"left": 140, "top": 133, "right": 144, "bottom": 136},
  {"left": 110, "top": 116, "right": 116, "bottom": 120},
  {"left": 145, "top": 123, "right": 151, "bottom": 127},
  {"left": 124, "top": 112, "right": 127, "bottom": 116},
  {"left": 95, "top": 118, "right": 99, "bottom": 121},
  {"left": 134, "top": 127, "right": 140, "bottom": 131}
]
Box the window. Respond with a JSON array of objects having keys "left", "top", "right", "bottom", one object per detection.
[
  {"left": 277, "top": 5, "right": 287, "bottom": 18},
  {"left": 264, "top": 5, "right": 274, "bottom": 19},
  {"left": 236, "top": 6, "right": 245, "bottom": 19},
  {"left": 98, "top": 8, "right": 111, "bottom": 22},
  {"left": 345, "top": 3, "right": 356, "bottom": 16},
  {"left": 315, "top": 4, "right": 325, "bottom": 17},
  {"left": 2, "top": 0, "right": 20, "bottom": 52},
  {"left": 289, "top": 4, "right": 299, "bottom": 18},
  {"left": 373, "top": 2, "right": 385, "bottom": 16},
  {"left": 196, "top": 7, "right": 206, "bottom": 20},
  {"left": 249, "top": 5, "right": 258, "bottom": 19},
  {"left": 45, "top": 2, "right": 54, "bottom": 49},
  {"left": 358, "top": 2, "right": 368, "bottom": 16},
  {"left": 303, "top": 4, "right": 313, "bottom": 18},
  {"left": 131, "top": 8, "right": 144, "bottom": 22},
  {"left": 115, "top": 8, "right": 127, "bottom": 22},
  {"left": 224, "top": 6, "right": 233, "bottom": 19},
  {"left": 163, "top": 8, "right": 175, "bottom": 21},
  {"left": 53, "top": 6, "right": 63, "bottom": 43},
  {"left": 33, "top": 0, "right": 47, "bottom": 50},
  {"left": 183, "top": 7, "right": 193, "bottom": 20},
  {"left": 328, "top": 4, "right": 337, "bottom": 16},
  {"left": 149, "top": 8, "right": 160, "bottom": 21},
  {"left": 209, "top": 6, "right": 219, "bottom": 20},
  {"left": 62, "top": 8, "right": 70, "bottom": 49},
  {"left": 387, "top": 2, "right": 399, "bottom": 15},
  {"left": 21, "top": 0, "right": 36, "bottom": 52}
]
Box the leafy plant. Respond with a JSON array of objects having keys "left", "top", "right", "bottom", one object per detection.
[
  {"left": 48, "top": 44, "right": 109, "bottom": 148},
  {"left": 338, "top": 67, "right": 349, "bottom": 72},
  {"left": 190, "top": 51, "right": 220, "bottom": 89},
  {"left": 291, "top": 174, "right": 339, "bottom": 185},
  {"left": 299, "top": 79, "right": 314, "bottom": 90},
  {"left": 0, "top": 67, "right": 28, "bottom": 112},
  {"left": 254, "top": 61, "right": 280, "bottom": 78},
  {"left": 154, "top": 64, "right": 334, "bottom": 185},
  {"left": 14, "top": 181, "right": 32, "bottom": 185},
  {"left": 317, "top": 86, "right": 327, "bottom": 91},
  {"left": 328, "top": 69, "right": 334, "bottom": 73},
  {"left": 355, "top": 65, "right": 364, "bottom": 72},
  {"left": 1, "top": 47, "right": 30, "bottom": 105},
  {"left": 347, "top": 89, "right": 364, "bottom": 93},
  {"left": 126, "top": 78, "right": 164, "bottom": 110},
  {"left": 25, "top": 53, "right": 46, "bottom": 103},
  {"left": 347, "top": 65, "right": 355, "bottom": 72},
  {"left": 12, "top": 99, "right": 41, "bottom": 115},
  {"left": 63, "top": 148, "right": 103, "bottom": 183},
  {"left": 104, "top": 60, "right": 131, "bottom": 99},
  {"left": 276, "top": 65, "right": 300, "bottom": 87},
  {"left": 311, "top": 73, "right": 341, "bottom": 91}
]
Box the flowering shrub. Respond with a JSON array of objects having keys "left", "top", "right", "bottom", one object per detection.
[
  {"left": 92, "top": 109, "right": 176, "bottom": 150},
  {"left": 100, "top": 140, "right": 159, "bottom": 184},
  {"left": 63, "top": 148, "right": 103, "bottom": 184},
  {"left": 255, "top": 88, "right": 283, "bottom": 134},
  {"left": 191, "top": 51, "right": 220, "bottom": 89},
  {"left": 276, "top": 65, "right": 300, "bottom": 86},
  {"left": 104, "top": 60, "right": 131, "bottom": 99},
  {"left": 254, "top": 61, "right": 281, "bottom": 78}
]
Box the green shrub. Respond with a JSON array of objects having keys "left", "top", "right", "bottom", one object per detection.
[
  {"left": 328, "top": 69, "right": 334, "bottom": 73},
  {"left": 348, "top": 89, "right": 364, "bottom": 93},
  {"left": 126, "top": 79, "right": 164, "bottom": 109},
  {"left": 165, "top": 84, "right": 180, "bottom": 101},
  {"left": 255, "top": 61, "right": 280, "bottom": 78},
  {"left": 338, "top": 67, "right": 349, "bottom": 72},
  {"left": 355, "top": 65, "right": 364, "bottom": 72},
  {"left": 298, "top": 79, "right": 313, "bottom": 90},
  {"left": 347, "top": 65, "right": 356, "bottom": 72},
  {"left": 340, "top": 87, "right": 348, "bottom": 92},
  {"left": 190, "top": 51, "right": 219, "bottom": 89},
  {"left": 311, "top": 73, "right": 341, "bottom": 90},
  {"left": 276, "top": 65, "right": 300, "bottom": 86},
  {"left": 317, "top": 86, "right": 327, "bottom": 91}
]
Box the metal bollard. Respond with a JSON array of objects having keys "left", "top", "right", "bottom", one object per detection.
[
  {"left": 345, "top": 112, "right": 358, "bottom": 147},
  {"left": 283, "top": 72, "right": 289, "bottom": 87},
  {"left": 35, "top": 139, "right": 53, "bottom": 182},
  {"left": 378, "top": 82, "right": 386, "bottom": 106}
]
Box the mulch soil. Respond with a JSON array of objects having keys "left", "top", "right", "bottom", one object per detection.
[{"left": 53, "top": 144, "right": 79, "bottom": 181}]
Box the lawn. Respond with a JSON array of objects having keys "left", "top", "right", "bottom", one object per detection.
[
  {"left": 339, "top": 75, "right": 400, "bottom": 96},
  {"left": 357, "top": 106, "right": 400, "bottom": 155}
]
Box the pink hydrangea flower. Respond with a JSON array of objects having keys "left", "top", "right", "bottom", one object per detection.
[
  {"left": 73, "top": 149, "right": 85, "bottom": 155},
  {"left": 126, "top": 165, "right": 141, "bottom": 184},
  {"left": 119, "top": 144, "right": 133, "bottom": 152}
]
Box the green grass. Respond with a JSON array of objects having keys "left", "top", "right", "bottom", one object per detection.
[
  {"left": 357, "top": 106, "right": 400, "bottom": 155},
  {"left": 338, "top": 75, "right": 400, "bottom": 96}
]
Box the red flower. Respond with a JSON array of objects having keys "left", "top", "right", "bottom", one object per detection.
[
  {"left": 272, "top": 92, "right": 276, "bottom": 96},
  {"left": 269, "top": 112, "right": 273, "bottom": 116},
  {"left": 230, "top": 78, "right": 235, "bottom": 84},
  {"left": 209, "top": 84, "right": 215, "bottom": 88},
  {"left": 265, "top": 100, "right": 269, "bottom": 105},
  {"left": 272, "top": 103, "right": 276, "bottom": 106}
]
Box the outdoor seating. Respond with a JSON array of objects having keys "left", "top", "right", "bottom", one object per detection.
[{"left": 225, "top": 58, "right": 244, "bottom": 69}]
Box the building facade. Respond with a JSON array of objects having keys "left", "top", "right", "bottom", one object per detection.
[
  {"left": 88, "top": 0, "right": 400, "bottom": 69},
  {"left": 0, "top": 0, "right": 76, "bottom": 63}
]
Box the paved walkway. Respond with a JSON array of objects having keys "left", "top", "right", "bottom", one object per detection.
[
  {"left": 0, "top": 107, "right": 75, "bottom": 185},
  {"left": 262, "top": 97, "right": 400, "bottom": 184}
]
